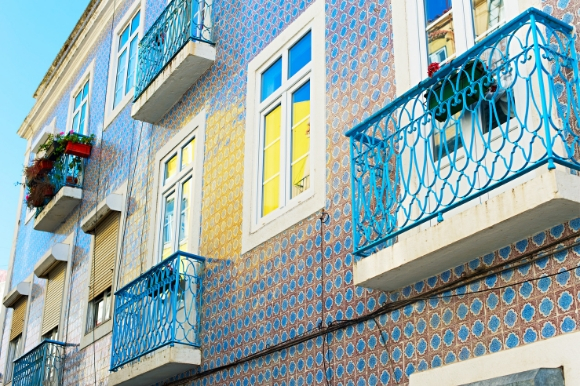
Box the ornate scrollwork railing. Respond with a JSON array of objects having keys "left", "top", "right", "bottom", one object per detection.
[
  {"left": 13, "top": 340, "right": 65, "bottom": 386},
  {"left": 346, "top": 8, "right": 580, "bottom": 257},
  {"left": 110, "top": 251, "right": 205, "bottom": 371},
  {"left": 134, "top": 0, "right": 213, "bottom": 100}
]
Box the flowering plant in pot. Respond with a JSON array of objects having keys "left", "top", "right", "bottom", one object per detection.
[
  {"left": 23, "top": 158, "right": 54, "bottom": 186},
  {"left": 25, "top": 178, "right": 55, "bottom": 209},
  {"left": 425, "top": 60, "right": 493, "bottom": 122},
  {"left": 38, "top": 131, "right": 96, "bottom": 160}
]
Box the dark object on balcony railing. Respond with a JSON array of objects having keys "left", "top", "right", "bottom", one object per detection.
[
  {"left": 134, "top": 0, "right": 214, "bottom": 100},
  {"left": 346, "top": 8, "right": 580, "bottom": 257},
  {"left": 425, "top": 60, "right": 492, "bottom": 122},
  {"left": 12, "top": 340, "right": 65, "bottom": 386},
  {"left": 110, "top": 251, "right": 205, "bottom": 371}
]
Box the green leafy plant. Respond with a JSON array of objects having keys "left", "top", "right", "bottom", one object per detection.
[{"left": 38, "top": 131, "right": 95, "bottom": 159}]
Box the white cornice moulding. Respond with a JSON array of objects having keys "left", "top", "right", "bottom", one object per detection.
[
  {"left": 34, "top": 243, "right": 71, "bottom": 279},
  {"left": 81, "top": 193, "right": 124, "bottom": 233},
  {"left": 3, "top": 281, "right": 31, "bottom": 308}
]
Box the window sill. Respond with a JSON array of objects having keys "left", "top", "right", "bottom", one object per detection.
[
  {"left": 79, "top": 318, "right": 113, "bottom": 350},
  {"left": 104, "top": 91, "right": 134, "bottom": 131}
]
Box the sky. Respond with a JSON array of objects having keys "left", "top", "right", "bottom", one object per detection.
[{"left": 0, "top": 1, "right": 90, "bottom": 271}]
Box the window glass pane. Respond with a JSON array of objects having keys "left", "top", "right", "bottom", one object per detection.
[
  {"left": 291, "top": 81, "right": 311, "bottom": 198},
  {"left": 181, "top": 138, "right": 196, "bottom": 169},
  {"left": 471, "top": 0, "right": 504, "bottom": 39},
  {"left": 261, "top": 58, "right": 282, "bottom": 102},
  {"left": 79, "top": 104, "right": 87, "bottom": 133},
  {"left": 72, "top": 113, "right": 80, "bottom": 133},
  {"left": 74, "top": 91, "right": 82, "bottom": 110},
  {"left": 114, "top": 50, "right": 128, "bottom": 107},
  {"left": 424, "top": 0, "right": 455, "bottom": 64},
  {"left": 262, "top": 105, "right": 282, "bottom": 216},
  {"left": 433, "top": 115, "right": 463, "bottom": 161},
  {"left": 162, "top": 194, "right": 175, "bottom": 259},
  {"left": 125, "top": 37, "right": 139, "bottom": 94},
  {"left": 96, "top": 298, "right": 105, "bottom": 325},
  {"left": 130, "top": 11, "right": 141, "bottom": 34},
  {"left": 179, "top": 179, "right": 191, "bottom": 252},
  {"left": 288, "top": 31, "right": 311, "bottom": 78},
  {"left": 165, "top": 155, "right": 178, "bottom": 182},
  {"left": 82, "top": 80, "right": 90, "bottom": 99},
  {"left": 119, "top": 25, "right": 130, "bottom": 48}
]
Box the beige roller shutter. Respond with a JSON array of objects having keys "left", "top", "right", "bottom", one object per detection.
[
  {"left": 89, "top": 212, "right": 120, "bottom": 301},
  {"left": 41, "top": 262, "right": 66, "bottom": 335},
  {"left": 10, "top": 298, "right": 27, "bottom": 341}
]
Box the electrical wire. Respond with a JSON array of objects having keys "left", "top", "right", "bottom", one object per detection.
[{"left": 161, "top": 231, "right": 580, "bottom": 386}]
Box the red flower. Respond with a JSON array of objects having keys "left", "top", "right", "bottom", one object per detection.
[{"left": 428, "top": 62, "right": 441, "bottom": 77}]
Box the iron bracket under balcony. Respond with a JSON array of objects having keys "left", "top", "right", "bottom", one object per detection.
[{"left": 131, "top": 0, "right": 215, "bottom": 123}]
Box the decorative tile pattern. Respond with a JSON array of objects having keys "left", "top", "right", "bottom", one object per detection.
[{"left": 1, "top": 0, "right": 579, "bottom": 385}]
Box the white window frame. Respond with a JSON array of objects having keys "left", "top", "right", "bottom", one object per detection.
[
  {"left": 103, "top": 0, "right": 145, "bottom": 130},
  {"left": 147, "top": 111, "right": 206, "bottom": 268},
  {"left": 393, "top": 0, "right": 532, "bottom": 94},
  {"left": 66, "top": 60, "right": 95, "bottom": 135},
  {"left": 242, "top": 0, "right": 326, "bottom": 254}
]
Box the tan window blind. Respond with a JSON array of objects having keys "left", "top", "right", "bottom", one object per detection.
[
  {"left": 41, "top": 262, "right": 66, "bottom": 335},
  {"left": 89, "top": 212, "right": 121, "bottom": 301},
  {"left": 10, "top": 297, "right": 27, "bottom": 341}
]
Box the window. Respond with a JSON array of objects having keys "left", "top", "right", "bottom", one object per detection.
[
  {"left": 86, "top": 289, "right": 112, "bottom": 332},
  {"left": 71, "top": 80, "right": 90, "bottom": 133},
  {"left": 104, "top": 0, "right": 143, "bottom": 128},
  {"left": 259, "top": 32, "right": 312, "bottom": 217},
  {"left": 421, "top": 0, "right": 506, "bottom": 66},
  {"left": 4, "top": 335, "right": 21, "bottom": 383},
  {"left": 86, "top": 212, "right": 120, "bottom": 333},
  {"left": 5, "top": 297, "right": 27, "bottom": 383},
  {"left": 113, "top": 11, "right": 140, "bottom": 108},
  {"left": 242, "top": 0, "right": 325, "bottom": 253},
  {"left": 159, "top": 137, "right": 196, "bottom": 260},
  {"left": 41, "top": 263, "right": 66, "bottom": 337}
]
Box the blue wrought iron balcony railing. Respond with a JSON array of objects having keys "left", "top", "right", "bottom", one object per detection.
[
  {"left": 110, "top": 251, "right": 205, "bottom": 371},
  {"left": 346, "top": 8, "right": 580, "bottom": 257},
  {"left": 35, "top": 152, "right": 86, "bottom": 217},
  {"left": 134, "top": 0, "right": 213, "bottom": 100},
  {"left": 13, "top": 340, "right": 65, "bottom": 386}
]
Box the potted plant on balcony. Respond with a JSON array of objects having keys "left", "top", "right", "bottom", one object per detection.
[
  {"left": 425, "top": 60, "right": 493, "bottom": 122},
  {"left": 25, "top": 178, "right": 55, "bottom": 209},
  {"left": 38, "top": 131, "right": 96, "bottom": 160},
  {"left": 24, "top": 158, "right": 54, "bottom": 186}
]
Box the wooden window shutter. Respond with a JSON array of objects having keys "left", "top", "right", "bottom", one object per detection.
[
  {"left": 10, "top": 298, "right": 27, "bottom": 341},
  {"left": 41, "top": 262, "right": 66, "bottom": 335},
  {"left": 89, "top": 212, "right": 121, "bottom": 301}
]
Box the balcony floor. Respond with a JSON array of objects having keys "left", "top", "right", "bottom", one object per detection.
[
  {"left": 354, "top": 168, "right": 580, "bottom": 292},
  {"left": 109, "top": 345, "right": 201, "bottom": 386},
  {"left": 34, "top": 186, "right": 82, "bottom": 232},
  {"left": 131, "top": 40, "right": 215, "bottom": 123}
]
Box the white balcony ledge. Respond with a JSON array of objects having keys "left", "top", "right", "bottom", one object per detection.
[
  {"left": 109, "top": 345, "right": 201, "bottom": 386},
  {"left": 354, "top": 169, "right": 580, "bottom": 292},
  {"left": 131, "top": 40, "right": 215, "bottom": 123},
  {"left": 33, "top": 186, "right": 82, "bottom": 232}
]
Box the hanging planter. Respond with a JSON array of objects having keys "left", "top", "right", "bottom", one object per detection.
[
  {"left": 37, "top": 160, "right": 54, "bottom": 173},
  {"left": 65, "top": 142, "right": 92, "bottom": 158},
  {"left": 425, "top": 60, "right": 492, "bottom": 122}
]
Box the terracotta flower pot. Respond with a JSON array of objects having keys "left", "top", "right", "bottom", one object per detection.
[
  {"left": 38, "top": 160, "right": 54, "bottom": 173},
  {"left": 66, "top": 176, "right": 79, "bottom": 185}
]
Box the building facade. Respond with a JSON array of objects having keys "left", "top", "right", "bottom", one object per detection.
[{"left": 0, "top": 0, "right": 579, "bottom": 385}]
